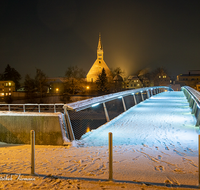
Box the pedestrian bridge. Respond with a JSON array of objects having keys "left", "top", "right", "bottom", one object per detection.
[
  {"left": 0, "top": 86, "right": 199, "bottom": 145},
  {"left": 63, "top": 86, "right": 200, "bottom": 142}
]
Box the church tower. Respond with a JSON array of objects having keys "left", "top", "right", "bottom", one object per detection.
[{"left": 86, "top": 34, "right": 112, "bottom": 82}]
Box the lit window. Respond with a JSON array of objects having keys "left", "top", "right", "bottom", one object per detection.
[
  {"left": 1, "top": 93, "right": 4, "bottom": 96},
  {"left": 56, "top": 88, "right": 59, "bottom": 92},
  {"left": 86, "top": 86, "right": 90, "bottom": 89},
  {"left": 137, "top": 84, "right": 140, "bottom": 86},
  {"left": 5, "top": 83, "right": 8, "bottom": 86},
  {"left": 9, "top": 82, "right": 11, "bottom": 86},
  {"left": 9, "top": 93, "right": 11, "bottom": 95},
  {"left": 159, "top": 76, "right": 161, "bottom": 78},
  {"left": 163, "top": 76, "right": 166, "bottom": 78},
  {"left": 6, "top": 93, "right": 8, "bottom": 96},
  {"left": 9, "top": 88, "right": 11, "bottom": 91}
]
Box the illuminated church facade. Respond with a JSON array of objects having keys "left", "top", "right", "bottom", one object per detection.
[{"left": 86, "top": 34, "right": 112, "bottom": 82}]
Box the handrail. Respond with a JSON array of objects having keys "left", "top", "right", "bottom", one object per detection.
[
  {"left": 181, "top": 86, "right": 200, "bottom": 126},
  {"left": 0, "top": 103, "right": 64, "bottom": 113},
  {"left": 64, "top": 86, "right": 171, "bottom": 112}
]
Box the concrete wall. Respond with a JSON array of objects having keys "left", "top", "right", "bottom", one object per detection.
[{"left": 0, "top": 111, "right": 69, "bottom": 145}]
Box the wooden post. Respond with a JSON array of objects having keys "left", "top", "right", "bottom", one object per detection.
[
  {"left": 109, "top": 132, "right": 113, "bottom": 181},
  {"left": 31, "top": 130, "right": 35, "bottom": 175}
]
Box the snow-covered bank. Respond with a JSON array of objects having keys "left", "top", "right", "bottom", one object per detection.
[{"left": 0, "top": 91, "right": 199, "bottom": 189}]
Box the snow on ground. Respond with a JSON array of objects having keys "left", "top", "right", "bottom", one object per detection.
[{"left": 0, "top": 91, "right": 199, "bottom": 189}]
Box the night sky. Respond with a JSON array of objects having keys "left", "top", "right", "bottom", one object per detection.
[{"left": 0, "top": 0, "right": 200, "bottom": 80}]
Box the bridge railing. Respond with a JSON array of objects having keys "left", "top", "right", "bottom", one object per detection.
[
  {"left": 0, "top": 103, "right": 64, "bottom": 113},
  {"left": 181, "top": 86, "right": 200, "bottom": 126},
  {"left": 63, "top": 86, "right": 172, "bottom": 141}
]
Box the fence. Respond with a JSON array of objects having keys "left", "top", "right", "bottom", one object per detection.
[
  {"left": 63, "top": 86, "right": 172, "bottom": 141},
  {"left": 181, "top": 86, "right": 200, "bottom": 126},
  {"left": 0, "top": 103, "right": 64, "bottom": 113}
]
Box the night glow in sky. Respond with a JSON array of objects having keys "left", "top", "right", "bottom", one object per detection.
[{"left": 0, "top": 0, "right": 200, "bottom": 79}]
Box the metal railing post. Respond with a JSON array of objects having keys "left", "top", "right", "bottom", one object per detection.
[
  {"left": 133, "top": 94, "right": 137, "bottom": 105},
  {"left": 192, "top": 101, "right": 197, "bottom": 115},
  {"left": 23, "top": 105, "right": 25, "bottom": 112},
  {"left": 150, "top": 89, "right": 153, "bottom": 96},
  {"left": 146, "top": 90, "right": 149, "bottom": 98},
  {"left": 38, "top": 104, "right": 40, "bottom": 113},
  {"left": 109, "top": 132, "right": 113, "bottom": 181},
  {"left": 64, "top": 107, "right": 75, "bottom": 141},
  {"left": 196, "top": 108, "right": 200, "bottom": 126},
  {"left": 103, "top": 102, "right": 110, "bottom": 122},
  {"left": 121, "top": 97, "right": 126, "bottom": 111},
  {"left": 141, "top": 92, "right": 144, "bottom": 101},
  {"left": 8, "top": 104, "right": 10, "bottom": 111},
  {"left": 31, "top": 130, "right": 35, "bottom": 175}
]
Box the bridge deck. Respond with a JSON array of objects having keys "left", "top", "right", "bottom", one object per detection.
[{"left": 80, "top": 91, "right": 197, "bottom": 148}]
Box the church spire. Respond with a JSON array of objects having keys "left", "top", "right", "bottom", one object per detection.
[
  {"left": 97, "top": 33, "right": 103, "bottom": 60},
  {"left": 97, "top": 33, "right": 102, "bottom": 50}
]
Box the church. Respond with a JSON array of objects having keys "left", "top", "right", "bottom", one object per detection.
[{"left": 86, "top": 34, "right": 112, "bottom": 82}]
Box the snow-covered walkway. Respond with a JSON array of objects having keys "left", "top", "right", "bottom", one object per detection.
[
  {"left": 0, "top": 91, "right": 199, "bottom": 189},
  {"left": 78, "top": 91, "right": 198, "bottom": 185}
]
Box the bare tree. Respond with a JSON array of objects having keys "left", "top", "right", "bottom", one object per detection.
[{"left": 65, "top": 66, "right": 86, "bottom": 95}]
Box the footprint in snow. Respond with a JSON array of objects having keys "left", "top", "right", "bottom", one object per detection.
[
  {"left": 155, "top": 146, "right": 159, "bottom": 150},
  {"left": 158, "top": 155, "right": 162, "bottom": 160},
  {"left": 155, "top": 165, "right": 164, "bottom": 171}
]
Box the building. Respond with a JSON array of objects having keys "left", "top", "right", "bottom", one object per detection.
[
  {"left": 0, "top": 81, "right": 15, "bottom": 97},
  {"left": 177, "top": 70, "right": 200, "bottom": 90},
  {"left": 153, "top": 69, "right": 171, "bottom": 86},
  {"left": 86, "top": 34, "right": 112, "bottom": 83},
  {"left": 46, "top": 78, "right": 66, "bottom": 94},
  {"left": 196, "top": 83, "right": 200, "bottom": 92},
  {"left": 125, "top": 75, "right": 143, "bottom": 89}
]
